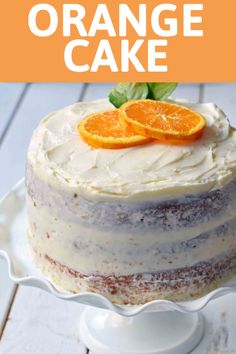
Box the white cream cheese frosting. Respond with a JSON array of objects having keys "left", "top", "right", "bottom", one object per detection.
[
  {"left": 27, "top": 195, "right": 236, "bottom": 275},
  {"left": 27, "top": 99, "right": 236, "bottom": 202}
]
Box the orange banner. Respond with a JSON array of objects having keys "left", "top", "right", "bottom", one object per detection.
[{"left": 0, "top": 0, "right": 235, "bottom": 82}]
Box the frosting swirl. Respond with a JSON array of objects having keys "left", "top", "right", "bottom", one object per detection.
[{"left": 27, "top": 99, "right": 236, "bottom": 202}]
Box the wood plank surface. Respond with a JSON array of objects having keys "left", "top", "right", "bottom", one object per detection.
[
  {"left": 173, "top": 83, "right": 201, "bottom": 101},
  {"left": 193, "top": 294, "right": 236, "bottom": 354},
  {"left": 203, "top": 83, "right": 236, "bottom": 126},
  {"left": 83, "top": 82, "right": 114, "bottom": 101},
  {"left": 0, "top": 84, "right": 27, "bottom": 140},
  {"left": 0, "top": 83, "right": 28, "bottom": 336},
  {"left": 0, "top": 83, "right": 86, "bottom": 352},
  {"left": 0, "top": 288, "right": 86, "bottom": 354}
]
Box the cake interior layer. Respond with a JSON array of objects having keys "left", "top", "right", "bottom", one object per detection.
[
  {"left": 28, "top": 194, "right": 236, "bottom": 275},
  {"left": 31, "top": 247, "right": 236, "bottom": 305},
  {"left": 26, "top": 165, "right": 236, "bottom": 237}
]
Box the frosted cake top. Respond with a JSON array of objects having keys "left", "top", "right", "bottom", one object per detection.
[{"left": 27, "top": 99, "right": 236, "bottom": 202}]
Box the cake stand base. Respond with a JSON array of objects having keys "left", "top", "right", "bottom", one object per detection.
[{"left": 79, "top": 306, "right": 205, "bottom": 354}]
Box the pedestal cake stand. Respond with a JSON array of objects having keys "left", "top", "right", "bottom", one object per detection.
[{"left": 1, "top": 180, "right": 236, "bottom": 354}]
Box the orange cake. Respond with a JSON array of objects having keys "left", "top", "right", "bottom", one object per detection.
[{"left": 26, "top": 99, "right": 236, "bottom": 304}]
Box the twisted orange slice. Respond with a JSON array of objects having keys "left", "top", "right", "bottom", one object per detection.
[
  {"left": 120, "top": 100, "right": 206, "bottom": 144},
  {"left": 78, "top": 109, "right": 152, "bottom": 149}
]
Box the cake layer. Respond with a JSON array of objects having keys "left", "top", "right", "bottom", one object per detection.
[
  {"left": 27, "top": 99, "right": 236, "bottom": 202},
  {"left": 26, "top": 165, "right": 236, "bottom": 239},
  {"left": 27, "top": 193, "right": 236, "bottom": 275},
  {"left": 30, "top": 247, "right": 236, "bottom": 304}
]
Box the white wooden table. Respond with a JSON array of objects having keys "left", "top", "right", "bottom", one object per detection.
[{"left": 0, "top": 83, "right": 236, "bottom": 354}]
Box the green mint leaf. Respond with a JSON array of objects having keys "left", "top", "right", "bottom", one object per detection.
[
  {"left": 147, "top": 83, "right": 178, "bottom": 101},
  {"left": 109, "top": 83, "right": 149, "bottom": 108}
]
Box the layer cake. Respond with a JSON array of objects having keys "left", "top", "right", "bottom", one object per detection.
[{"left": 26, "top": 99, "right": 236, "bottom": 304}]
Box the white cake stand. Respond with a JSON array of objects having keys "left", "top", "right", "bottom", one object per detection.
[{"left": 1, "top": 180, "right": 236, "bottom": 354}]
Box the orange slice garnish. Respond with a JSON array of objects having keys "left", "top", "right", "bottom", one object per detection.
[
  {"left": 78, "top": 109, "right": 152, "bottom": 149},
  {"left": 120, "top": 100, "right": 206, "bottom": 144}
]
